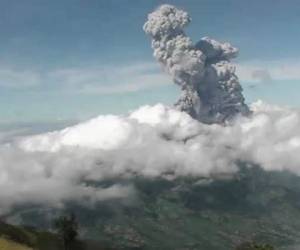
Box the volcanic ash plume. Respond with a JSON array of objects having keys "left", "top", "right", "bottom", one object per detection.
[{"left": 143, "top": 4, "right": 250, "bottom": 124}]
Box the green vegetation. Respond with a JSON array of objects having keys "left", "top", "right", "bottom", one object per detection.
[
  {"left": 0, "top": 237, "right": 33, "bottom": 250},
  {"left": 0, "top": 221, "right": 36, "bottom": 248},
  {"left": 74, "top": 167, "right": 300, "bottom": 250},
  {"left": 0, "top": 220, "right": 112, "bottom": 250},
  {"left": 3, "top": 166, "right": 300, "bottom": 250},
  {"left": 236, "top": 242, "right": 275, "bottom": 250},
  {"left": 53, "top": 213, "right": 79, "bottom": 250}
]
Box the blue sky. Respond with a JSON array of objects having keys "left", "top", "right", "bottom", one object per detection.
[{"left": 0, "top": 0, "right": 300, "bottom": 124}]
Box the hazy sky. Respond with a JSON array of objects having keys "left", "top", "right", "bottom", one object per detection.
[{"left": 0, "top": 0, "right": 300, "bottom": 124}]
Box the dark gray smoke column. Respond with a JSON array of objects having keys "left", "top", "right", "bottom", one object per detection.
[{"left": 143, "top": 4, "right": 250, "bottom": 124}]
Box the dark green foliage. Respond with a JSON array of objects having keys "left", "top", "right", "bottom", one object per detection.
[
  {"left": 236, "top": 241, "right": 275, "bottom": 250},
  {"left": 0, "top": 220, "right": 115, "bottom": 250},
  {"left": 7, "top": 166, "right": 300, "bottom": 250},
  {"left": 53, "top": 213, "right": 79, "bottom": 250},
  {"left": 0, "top": 221, "right": 36, "bottom": 247}
]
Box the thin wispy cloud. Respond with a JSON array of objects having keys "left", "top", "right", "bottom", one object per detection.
[
  {"left": 0, "top": 62, "right": 171, "bottom": 94},
  {"left": 52, "top": 62, "right": 171, "bottom": 94},
  {"left": 0, "top": 68, "right": 41, "bottom": 88},
  {"left": 237, "top": 59, "right": 300, "bottom": 85},
  {"left": 1, "top": 59, "right": 299, "bottom": 92}
]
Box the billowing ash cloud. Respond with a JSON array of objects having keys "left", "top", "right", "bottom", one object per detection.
[
  {"left": 143, "top": 4, "right": 249, "bottom": 123},
  {"left": 0, "top": 101, "right": 299, "bottom": 213}
]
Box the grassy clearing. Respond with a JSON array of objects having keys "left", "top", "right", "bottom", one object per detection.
[{"left": 0, "top": 237, "right": 33, "bottom": 250}]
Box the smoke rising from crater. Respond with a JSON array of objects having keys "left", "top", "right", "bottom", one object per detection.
[{"left": 143, "top": 4, "right": 249, "bottom": 123}]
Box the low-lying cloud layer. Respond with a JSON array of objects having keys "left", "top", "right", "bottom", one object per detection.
[{"left": 0, "top": 101, "right": 300, "bottom": 214}]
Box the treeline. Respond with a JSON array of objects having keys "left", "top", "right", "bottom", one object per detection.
[{"left": 1, "top": 212, "right": 275, "bottom": 250}]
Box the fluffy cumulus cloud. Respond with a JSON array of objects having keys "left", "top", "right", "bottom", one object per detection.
[
  {"left": 0, "top": 101, "right": 299, "bottom": 214},
  {"left": 0, "top": 144, "right": 135, "bottom": 214}
]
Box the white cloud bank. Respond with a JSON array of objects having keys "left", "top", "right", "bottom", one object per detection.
[{"left": 0, "top": 101, "right": 300, "bottom": 214}]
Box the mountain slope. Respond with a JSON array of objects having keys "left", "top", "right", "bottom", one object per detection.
[
  {"left": 0, "top": 238, "right": 33, "bottom": 250},
  {"left": 0, "top": 221, "right": 112, "bottom": 250},
  {"left": 5, "top": 166, "right": 300, "bottom": 250},
  {"left": 77, "top": 167, "right": 300, "bottom": 250}
]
